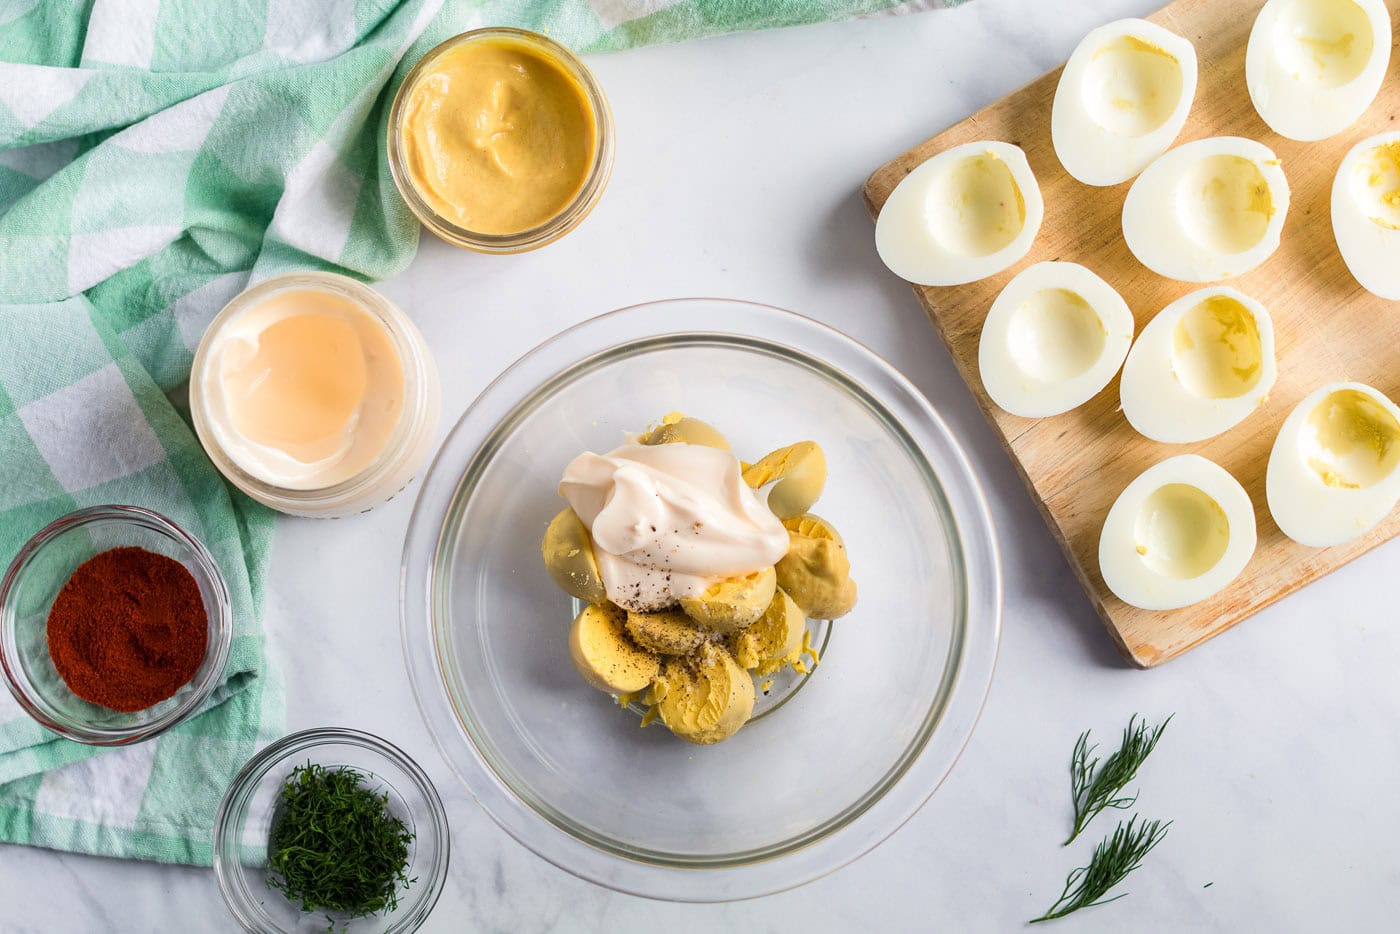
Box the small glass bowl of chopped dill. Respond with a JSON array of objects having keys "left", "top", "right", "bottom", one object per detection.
[{"left": 214, "top": 727, "right": 449, "bottom": 933}]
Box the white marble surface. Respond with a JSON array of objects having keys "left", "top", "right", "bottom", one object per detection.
[{"left": 6, "top": 0, "right": 1400, "bottom": 930}]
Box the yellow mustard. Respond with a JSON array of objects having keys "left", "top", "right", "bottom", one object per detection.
[{"left": 398, "top": 36, "right": 598, "bottom": 236}]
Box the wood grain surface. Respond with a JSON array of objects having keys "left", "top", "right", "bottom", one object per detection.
[{"left": 863, "top": 0, "right": 1400, "bottom": 667}]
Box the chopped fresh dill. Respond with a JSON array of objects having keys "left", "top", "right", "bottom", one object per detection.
[
  {"left": 1030, "top": 815, "right": 1171, "bottom": 924},
  {"left": 266, "top": 763, "right": 416, "bottom": 929},
  {"left": 1065, "top": 714, "right": 1172, "bottom": 845}
]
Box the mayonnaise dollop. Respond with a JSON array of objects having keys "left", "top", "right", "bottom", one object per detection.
[{"left": 559, "top": 442, "right": 788, "bottom": 612}]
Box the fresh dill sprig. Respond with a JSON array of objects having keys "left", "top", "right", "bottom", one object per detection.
[
  {"left": 266, "top": 762, "right": 416, "bottom": 929},
  {"left": 1065, "top": 714, "right": 1171, "bottom": 845},
  {"left": 1030, "top": 815, "right": 1171, "bottom": 924}
]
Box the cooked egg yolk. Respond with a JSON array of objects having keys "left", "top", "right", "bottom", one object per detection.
[
  {"left": 1354, "top": 140, "right": 1400, "bottom": 230},
  {"left": 1303, "top": 388, "right": 1400, "bottom": 489}
]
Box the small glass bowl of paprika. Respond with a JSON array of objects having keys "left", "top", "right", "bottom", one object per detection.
[{"left": 0, "top": 504, "right": 232, "bottom": 745}]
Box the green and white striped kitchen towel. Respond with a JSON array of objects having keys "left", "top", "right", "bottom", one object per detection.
[{"left": 0, "top": 0, "right": 962, "bottom": 865}]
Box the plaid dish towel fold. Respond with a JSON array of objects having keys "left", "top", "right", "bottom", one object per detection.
[{"left": 0, "top": 0, "right": 962, "bottom": 865}]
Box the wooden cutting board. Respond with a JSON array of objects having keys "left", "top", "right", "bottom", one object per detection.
[{"left": 863, "top": 0, "right": 1400, "bottom": 667}]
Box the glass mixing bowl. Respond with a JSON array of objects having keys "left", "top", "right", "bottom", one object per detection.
[{"left": 400, "top": 299, "right": 1001, "bottom": 901}]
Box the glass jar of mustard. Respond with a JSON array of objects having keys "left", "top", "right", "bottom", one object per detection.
[
  {"left": 387, "top": 27, "right": 615, "bottom": 254},
  {"left": 189, "top": 272, "right": 441, "bottom": 519}
]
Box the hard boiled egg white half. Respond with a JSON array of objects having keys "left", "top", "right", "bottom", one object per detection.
[
  {"left": 1122, "top": 137, "right": 1290, "bottom": 282},
  {"left": 876, "top": 141, "right": 1044, "bottom": 287},
  {"left": 978, "top": 262, "right": 1134, "bottom": 418},
  {"left": 1246, "top": 0, "right": 1392, "bottom": 142},
  {"left": 1332, "top": 131, "right": 1400, "bottom": 299},
  {"left": 1052, "top": 18, "right": 1198, "bottom": 186},
  {"left": 1119, "top": 287, "right": 1277, "bottom": 444},
  {"left": 1099, "top": 454, "right": 1257, "bottom": 611},
  {"left": 1267, "top": 381, "right": 1400, "bottom": 547}
]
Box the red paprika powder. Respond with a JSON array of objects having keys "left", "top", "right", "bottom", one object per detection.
[{"left": 46, "top": 546, "right": 208, "bottom": 713}]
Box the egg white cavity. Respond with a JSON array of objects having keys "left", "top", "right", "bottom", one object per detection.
[
  {"left": 1246, "top": 0, "right": 1391, "bottom": 141},
  {"left": 876, "top": 141, "right": 1045, "bottom": 287},
  {"left": 1052, "top": 19, "right": 1198, "bottom": 186},
  {"left": 1304, "top": 392, "right": 1400, "bottom": 488},
  {"left": 1009, "top": 290, "right": 1103, "bottom": 381},
  {"left": 1332, "top": 132, "right": 1400, "bottom": 299},
  {"left": 1135, "top": 484, "right": 1231, "bottom": 579},
  {"left": 1122, "top": 137, "right": 1289, "bottom": 282},
  {"left": 1120, "top": 287, "right": 1276, "bottom": 444},
  {"left": 1099, "top": 454, "right": 1257, "bottom": 611},
  {"left": 978, "top": 262, "right": 1134, "bottom": 418},
  {"left": 1267, "top": 382, "right": 1400, "bottom": 547}
]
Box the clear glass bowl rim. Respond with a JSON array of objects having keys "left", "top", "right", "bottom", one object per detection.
[
  {"left": 399, "top": 298, "right": 1002, "bottom": 902},
  {"left": 0, "top": 503, "right": 233, "bottom": 745},
  {"left": 212, "top": 726, "right": 451, "bottom": 934}
]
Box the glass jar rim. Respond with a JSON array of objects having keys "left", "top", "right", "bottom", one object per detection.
[
  {"left": 189, "top": 271, "right": 437, "bottom": 508},
  {"left": 386, "top": 27, "right": 616, "bottom": 254}
]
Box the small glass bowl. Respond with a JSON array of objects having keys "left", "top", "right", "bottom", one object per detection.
[
  {"left": 190, "top": 272, "right": 442, "bottom": 519},
  {"left": 387, "top": 27, "right": 615, "bottom": 253},
  {"left": 0, "top": 504, "right": 232, "bottom": 745},
  {"left": 214, "top": 728, "right": 450, "bottom": 934}
]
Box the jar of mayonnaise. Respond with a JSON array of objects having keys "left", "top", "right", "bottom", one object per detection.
[{"left": 190, "top": 272, "right": 441, "bottom": 518}]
